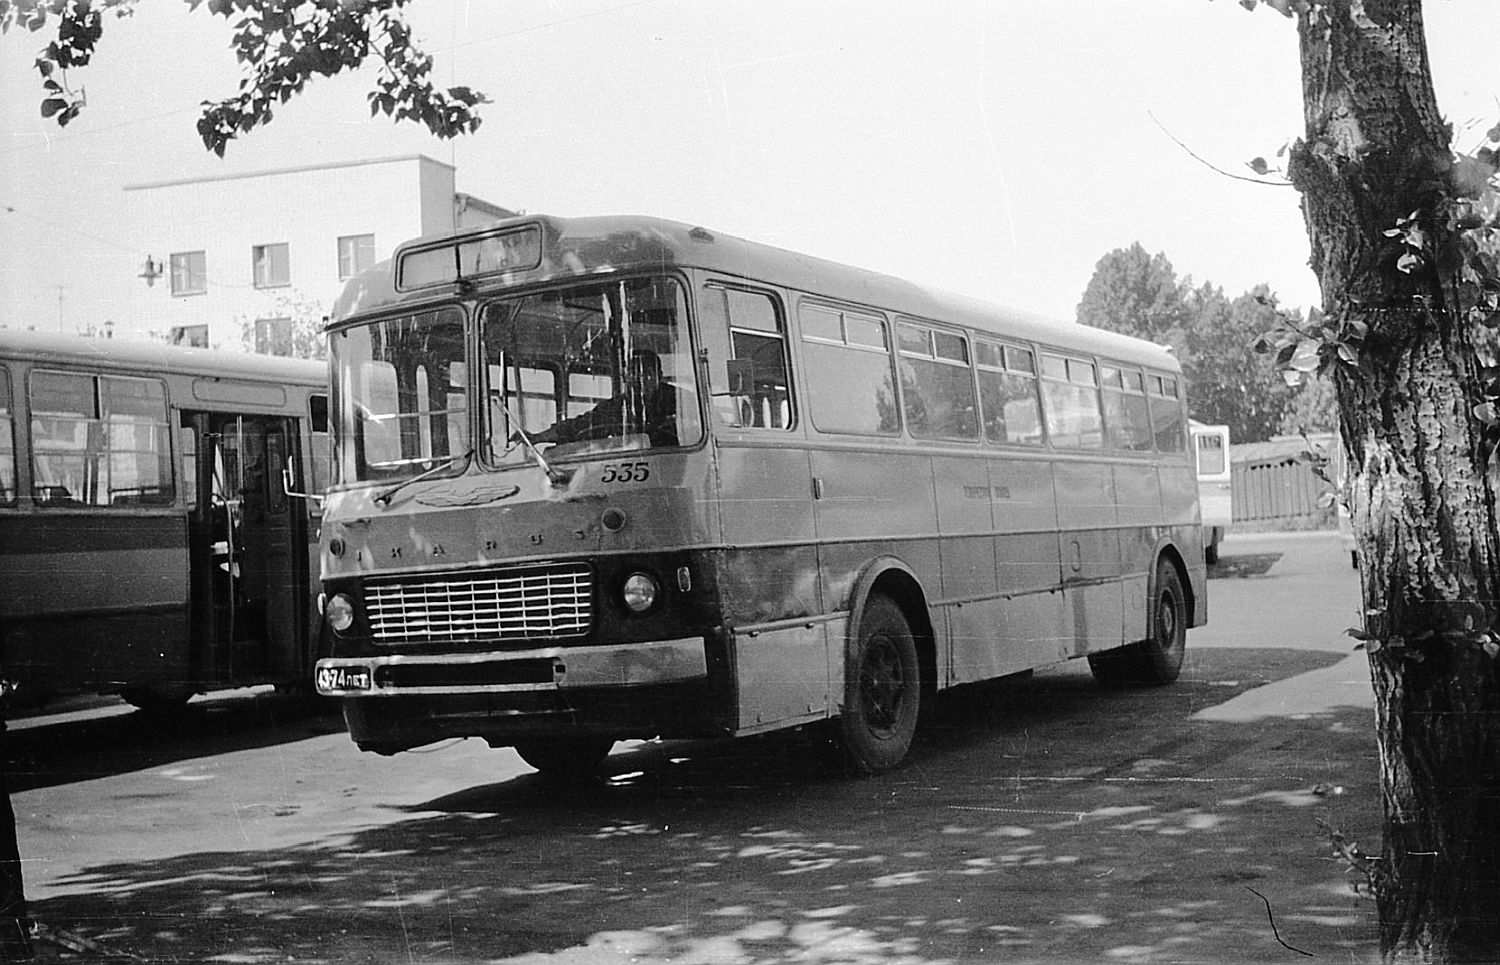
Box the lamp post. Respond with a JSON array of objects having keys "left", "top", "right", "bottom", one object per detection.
[{"left": 138, "top": 255, "right": 163, "bottom": 287}]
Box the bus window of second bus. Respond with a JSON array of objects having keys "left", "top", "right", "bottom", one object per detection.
[{"left": 0, "top": 367, "right": 14, "bottom": 505}]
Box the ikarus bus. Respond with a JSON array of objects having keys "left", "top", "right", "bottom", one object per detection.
[{"left": 313, "top": 215, "right": 1208, "bottom": 775}]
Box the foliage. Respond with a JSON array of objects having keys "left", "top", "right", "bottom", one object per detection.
[
  {"left": 237, "top": 290, "right": 328, "bottom": 359},
  {"left": 1254, "top": 125, "right": 1500, "bottom": 457},
  {"left": 1277, "top": 372, "right": 1338, "bottom": 436},
  {"left": 1075, "top": 242, "right": 1193, "bottom": 354},
  {"left": 1077, "top": 244, "right": 1295, "bottom": 441},
  {"left": 0, "top": 0, "right": 488, "bottom": 155},
  {"left": 1181, "top": 283, "right": 1298, "bottom": 441}
]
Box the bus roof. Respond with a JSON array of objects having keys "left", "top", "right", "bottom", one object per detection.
[
  {"left": 331, "top": 214, "right": 1180, "bottom": 373},
  {"left": 0, "top": 329, "right": 327, "bottom": 385}
]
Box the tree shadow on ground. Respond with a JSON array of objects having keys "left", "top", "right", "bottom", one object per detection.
[
  {"left": 28, "top": 648, "right": 1379, "bottom": 963},
  {"left": 5, "top": 693, "right": 346, "bottom": 793}
]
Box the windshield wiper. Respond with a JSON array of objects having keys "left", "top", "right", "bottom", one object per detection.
[
  {"left": 499, "top": 404, "right": 574, "bottom": 487},
  {"left": 373, "top": 449, "right": 474, "bottom": 507}
]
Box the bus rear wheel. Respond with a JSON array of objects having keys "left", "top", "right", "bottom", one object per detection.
[
  {"left": 838, "top": 595, "right": 921, "bottom": 774},
  {"left": 514, "top": 737, "right": 615, "bottom": 780},
  {"left": 1089, "top": 561, "right": 1187, "bottom": 687}
]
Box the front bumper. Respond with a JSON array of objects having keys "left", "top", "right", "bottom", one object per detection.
[{"left": 314, "top": 637, "right": 707, "bottom": 697}]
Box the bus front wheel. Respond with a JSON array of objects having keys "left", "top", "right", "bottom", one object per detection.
[
  {"left": 839, "top": 595, "right": 921, "bottom": 774},
  {"left": 1089, "top": 561, "right": 1187, "bottom": 687},
  {"left": 514, "top": 737, "right": 615, "bottom": 780}
]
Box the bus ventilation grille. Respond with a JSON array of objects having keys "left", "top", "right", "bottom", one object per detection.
[{"left": 365, "top": 562, "right": 592, "bottom": 644}]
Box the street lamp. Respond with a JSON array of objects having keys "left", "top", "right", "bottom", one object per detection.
[{"left": 138, "top": 255, "right": 163, "bottom": 287}]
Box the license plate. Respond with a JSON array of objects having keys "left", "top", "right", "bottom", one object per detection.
[{"left": 317, "top": 665, "right": 372, "bottom": 693}]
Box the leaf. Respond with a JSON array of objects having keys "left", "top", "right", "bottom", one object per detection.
[
  {"left": 1248, "top": 157, "right": 1270, "bottom": 176},
  {"left": 40, "top": 96, "right": 68, "bottom": 118},
  {"left": 1485, "top": 640, "right": 1500, "bottom": 659},
  {"left": 1289, "top": 339, "right": 1321, "bottom": 372}
]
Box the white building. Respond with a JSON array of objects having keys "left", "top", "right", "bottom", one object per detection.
[{"left": 124, "top": 155, "right": 513, "bottom": 350}]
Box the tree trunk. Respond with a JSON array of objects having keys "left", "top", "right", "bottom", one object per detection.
[{"left": 1288, "top": 2, "right": 1500, "bottom": 961}]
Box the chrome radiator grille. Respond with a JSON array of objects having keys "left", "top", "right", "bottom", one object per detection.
[{"left": 365, "top": 562, "right": 592, "bottom": 644}]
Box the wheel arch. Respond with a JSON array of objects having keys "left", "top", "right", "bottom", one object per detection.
[
  {"left": 846, "top": 557, "right": 938, "bottom": 703},
  {"left": 1154, "top": 542, "right": 1196, "bottom": 626}
]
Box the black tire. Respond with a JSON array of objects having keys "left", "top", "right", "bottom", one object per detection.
[
  {"left": 1089, "top": 560, "right": 1187, "bottom": 687},
  {"left": 514, "top": 737, "right": 615, "bottom": 780},
  {"left": 838, "top": 595, "right": 921, "bottom": 774}
]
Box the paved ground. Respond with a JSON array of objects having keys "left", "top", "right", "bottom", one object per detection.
[{"left": 5, "top": 531, "right": 1381, "bottom": 963}]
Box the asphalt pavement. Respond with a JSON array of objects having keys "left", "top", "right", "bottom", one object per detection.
[{"left": 7, "top": 530, "right": 1382, "bottom": 964}]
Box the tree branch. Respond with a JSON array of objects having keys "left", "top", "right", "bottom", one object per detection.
[{"left": 1147, "top": 110, "right": 1295, "bottom": 187}]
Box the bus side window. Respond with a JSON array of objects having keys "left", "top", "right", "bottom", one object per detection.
[
  {"left": 705, "top": 286, "right": 793, "bottom": 430},
  {"left": 976, "top": 341, "right": 1044, "bottom": 447},
  {"left": 1101, "top": 363, "right": 1153, "bottom": 452},
  {"left": 799, "top": 303, "right": 899, "bottom": 436},
  {"left": 1148, "top": 373, "right": 1187, "bottom": 452},
  {"left": 1039, "top": 354, "right": 1105, "bottom": 450},
  {"left": 0, "top": 367, "right": 14, "bottom": 506},
  {"left": 897, "top": 320, "right": 978, "bottom": 441},
  {"left": 29, "top": 371, "right": 174, "bottom": 507}
]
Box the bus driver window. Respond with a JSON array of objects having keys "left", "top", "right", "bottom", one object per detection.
[{"left": 702, "top": 286, "right": 792, "bottom": 430}]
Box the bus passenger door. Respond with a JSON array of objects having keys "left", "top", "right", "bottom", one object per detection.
[{"left": 183, "top": 412, "right": 304, "bottom": 687}]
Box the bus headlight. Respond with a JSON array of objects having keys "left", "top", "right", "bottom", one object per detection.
[
  {"left": 622, "top": 573, "right": 659, "bottom": 613},
  {"left": 325, "top": 594, "right": 356, "bottom": 633}
]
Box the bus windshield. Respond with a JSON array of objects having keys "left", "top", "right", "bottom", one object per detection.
[
  {"left": 332, "top": 307, "right": 469, "bottom": 484},
  {"left": 479, "top": 275, "right": 701, "bottom": 463}
]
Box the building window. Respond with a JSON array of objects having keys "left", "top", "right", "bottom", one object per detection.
[
  {"left": 169, "top": 251, "right": 207, "bottom": 296},
  {"left": 254, "top": 316, "right": 294, "bottom": 356},
  {"left": 252, "top": 243, "right": 290, "bottom": 289},
  {"left": 337, "top": 234, "right": 376, "bottom": 280}
]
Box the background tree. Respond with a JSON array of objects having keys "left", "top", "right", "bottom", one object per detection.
[
  {"left": 1248, "top": 1, "right": 1500, "bottom": 961},
  {"left": 1180, "top": 283, "right": 1296, "bottom": 441},
  {"left": 237, "top": 290, "right": 328, "bottom": 360},
  {"left": 1075, "top": 242, "right": 1192, "bottom": 353},
  {"left": 1078, "top": 245, "right": 1296, "bottom": 441},
  {"left": 0, "top": 0, "right": 487, "bottom": 155},
  {"left": 1278, "top": 372, "right": 1339, "bottom": 437}
]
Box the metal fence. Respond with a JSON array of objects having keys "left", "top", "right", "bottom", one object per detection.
[{"left": 1230, "top": 435, "right": 1337, "bottom": 524}]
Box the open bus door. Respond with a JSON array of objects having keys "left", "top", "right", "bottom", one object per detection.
[{"left": 182, "top": 412, "right": 308, "bottom": 692}]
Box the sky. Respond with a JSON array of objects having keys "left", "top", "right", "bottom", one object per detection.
[{"left": 2, "top": 0, "right": 1498, "bottom": 341}]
